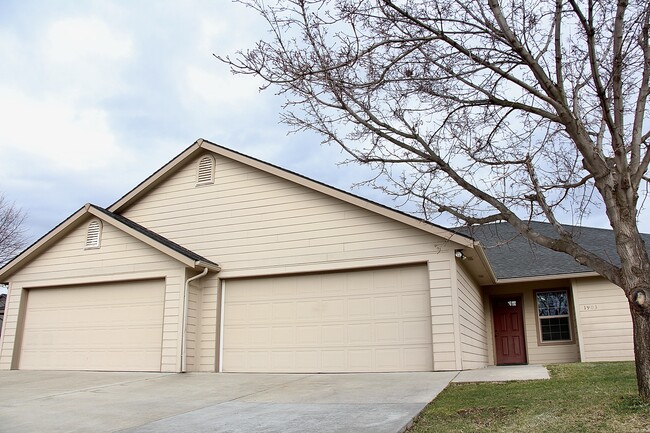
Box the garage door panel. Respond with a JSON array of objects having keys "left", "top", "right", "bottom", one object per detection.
[
  {"left": 322, "top": 350, "right": 346, "bottom": 370},
  {"left": 295, "top": 351, "right": 318, "bottom": 369},
  {"left": 272, "top": 302, "right": 295, "bottom": 321},
  {"left": 322, "top": 299, "right": 345, "bottom": 318},
  {"left": 348, "top": 298, "right": 372, "bottom": 318},
  {"left": 296, "top": 301, "right": 319, "bottom": 320},
  {"left": 19, "top": 280, "right": 164, "bottom": 371},
  {"left": 349, "top": 349, "right": 372, "bottom": 368},
  {"left": 375, "top": 295, "right": 400, "bottom": 316},
  {"left": 271, "top": 326, "right": 295, "bottom": 344},
  {"left": 349, "top": 323, "right": 373, "bottom": 344},
  {"left": 223, "top": 265, "right": 433, "bottom": 372},
  {"left": 322, "top": 325, "right": 346, "bottom": 345},
  {"left": 297, "top": 326, "right": 319, "bottom": 345},
  {"left": 375, "top": 322, "right": 400, "bottom": 343}
]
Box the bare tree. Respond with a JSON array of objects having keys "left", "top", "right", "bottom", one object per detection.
[
  {"left": 0, "top": 195, "right": 27, "bottom": 267},
  {"left": 220, "top": 0, "right": 650, "bottom": 399}
]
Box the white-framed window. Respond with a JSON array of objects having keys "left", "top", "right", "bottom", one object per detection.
[
  {"left": 196, "top": 155, "right": 215, "bottom": 185},
  {"left": 535, "top": 289, "right": 572, "bottom": 343},
  {"left": 85, "top": 219, "right": 102, "bottom": 249}
]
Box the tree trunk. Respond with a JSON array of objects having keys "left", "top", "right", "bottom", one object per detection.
[{"left": 631, "top": 303, "right": 650, "bottom": 401}]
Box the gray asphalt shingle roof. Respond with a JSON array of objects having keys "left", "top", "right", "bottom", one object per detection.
[
  {"left": 91, "top": 205, "right": 218, "bottom": 267},
  {"left": 460, "top": 221, "right": 650, "bottom": 280}
]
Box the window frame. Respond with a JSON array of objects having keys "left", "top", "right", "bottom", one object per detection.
[{"left": 534, "top": 288, "right": 574, "bottom": 345}]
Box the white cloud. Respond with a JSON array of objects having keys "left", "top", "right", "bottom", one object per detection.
[
  {"left": 42, "top": 16, "right": 134, "bottom": 101},
  {"left": 184, "top": 64, "right": 265, "bottom": 109},
  {"left": 0, "top": 87, "right": 129, "bottom": 174},
  {"left": 45, "top": 16, "right": 133, "bottom": 63}
]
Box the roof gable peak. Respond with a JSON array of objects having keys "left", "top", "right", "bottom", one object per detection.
[
  {"left": 108, "top": 138, "right": 474, "bottom": 248},
  {"left": 0, "top": 203, "right": 219, "bottom": 281}
]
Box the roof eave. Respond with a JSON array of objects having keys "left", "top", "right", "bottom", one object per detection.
[
  {"left": 0, "top": 206, "right": 88, "bottom": 282},
  {"left": 109, "top": 139, "right": 204, "bottom": 213},
  {"left": 490, "top": 270, "right": 600, "bottom": 285},
  {"left": 200, "top": 140, "right": 475, "bottom": 247},
  {"left": 0, "top": 204, "right": 220, "bottom": 282},
  {"left": 86, "top": 206, "right": 220, "bottom": 270},
  {"left": 195, "top": 260, "right": 221, "bottom": 272},
  {"left": 108, "top": 138, "right": 474, "bottom": 247},
  {"left": 472, "top": 242, "right": 498, "bottom": 284}
]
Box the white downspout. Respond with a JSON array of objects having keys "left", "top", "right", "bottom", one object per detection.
[{"left": 181, "top": 266, "right": 209, "bottom": 373}]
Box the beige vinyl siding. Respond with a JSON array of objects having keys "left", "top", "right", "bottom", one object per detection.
[
  {"left": 198, "top": 274, "right": 220, "bottom": 372},
  {"left": 485, "top": 281, "right": 580, "bottom": 365},
  {"left": 0, "top": 220, "right": 186, "bottom": 372},
  {"left": 572, "top": 277, "right": 633, "bottom": 362},
  {"left": 0, "top": 286, "right": 25, "bottom": 370},
  {"left": 456, "top": 263, "right": 488, "bottom": 369},
  {"left": 7, "top": 220, "right": 182, "bottom": 282},
  {"left": 428, "top": 256, "right": 459, "bottom": 370},
  {"left": 121, "top": 155, "right": 453, "bottom": 277},
  {"left": 183, "top": 273, "right": 221, "bottom": 372},
  {"left": 185, "top": 275, "right": 200, "bottom": 371}
]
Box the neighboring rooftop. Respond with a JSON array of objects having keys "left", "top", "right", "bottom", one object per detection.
[{"left": 461, "top": 221, "right": 650, "bottom": 280}]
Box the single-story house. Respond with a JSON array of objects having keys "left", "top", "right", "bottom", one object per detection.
[{"left": 0, "top": 139, "right": 637, "bottom": 373}]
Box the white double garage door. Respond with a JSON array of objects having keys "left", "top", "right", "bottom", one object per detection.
[
  {"left": 19, "top": 279, "right": 165, "bottom": 371},
  {"left": 222, "top": 264, "right": 434, "bottom": 373},
  {"left": 17, "top": 264, "right": 434, "bottom": 373}
]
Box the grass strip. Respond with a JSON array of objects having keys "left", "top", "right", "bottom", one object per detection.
[{"left": 408, "top": 362, "right": 650, "bottom": 433}]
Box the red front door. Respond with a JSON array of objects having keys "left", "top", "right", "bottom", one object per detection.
[{"left": 493, "top": 296, "right": 527, "bottom": 365}]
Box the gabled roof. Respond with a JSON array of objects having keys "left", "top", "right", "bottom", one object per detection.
[
  {"left": 461, "top": 221, "right": 650, "bottom": 281},
  {"left": 0, "top": 204, "right": 219, "bottom": 281},
  {"left": 89, "top": 205, "right": 219, "bottom": 269},
  {"left": 108, "top": 138, "right": 477, "bottom": 249}
]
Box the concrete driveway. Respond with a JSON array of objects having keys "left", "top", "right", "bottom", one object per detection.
[{"left": 0, "top": 370, "right": 456, "bottom": 433}]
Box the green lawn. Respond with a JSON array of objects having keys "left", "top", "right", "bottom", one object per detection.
[{"left": 408, "top": 362, "right": 650, "bottom": 433}]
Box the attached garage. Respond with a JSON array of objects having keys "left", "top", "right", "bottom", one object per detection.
[
  {"left": 222, "top": 264, "right": 433, "bottom": 373},
  {"left": 18, "top": 279, "right": 165, "bottom": 372},
  {"left": 0, "top": 144, "right": 482, "bottom": 374}
]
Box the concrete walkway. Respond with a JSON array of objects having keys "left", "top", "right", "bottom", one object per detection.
[{"left": 453, "top": 364, "right": 550, "bottom": 383}]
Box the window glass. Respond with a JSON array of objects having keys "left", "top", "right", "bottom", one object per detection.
[
  {"left": 537, "top": 291, "right": 569, "bottom": 316},
  {"left": 536, "top": 290, "right": 571, "bottom": 342}
]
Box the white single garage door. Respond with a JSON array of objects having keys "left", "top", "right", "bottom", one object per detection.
[
  {"left": 19, "top": 279, "right": 165, "bottom": 371},
  {"left": 222, "top": 265, "right": 433, "bottom": 372}
]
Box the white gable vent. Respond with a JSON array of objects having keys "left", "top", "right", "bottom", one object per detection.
[
  {"left": 197, "top": 155, "right": 215, "bottom": 185},
  {"left": 85, "top": 219, "right": 102, "bottom": 249}
]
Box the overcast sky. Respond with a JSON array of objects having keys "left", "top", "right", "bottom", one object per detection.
[
  {"left": 0, "top": 0, "right": 645, "bottom": 247},
  {"left": 0, "top": 0, "right": 383, "bottom": 243}
]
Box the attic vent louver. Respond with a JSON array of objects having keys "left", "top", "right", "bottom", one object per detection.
[
  {"left": 85, "top": 219, "right": 102, "bottom": 249},
  {"left": 197, "top": 155, "right": 215, "bottom": 185}
]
